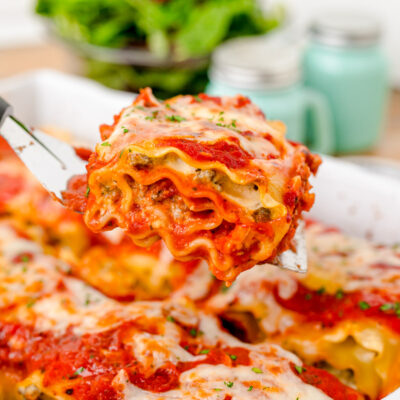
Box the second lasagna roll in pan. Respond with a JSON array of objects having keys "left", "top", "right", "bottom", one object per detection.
[{"left": 79, "top": 89, "right": 320, "bottom": 282}]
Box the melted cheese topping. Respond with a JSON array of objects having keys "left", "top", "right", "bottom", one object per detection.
[{"left": 205, "top": 220, "right": 400, "bottom": 399}]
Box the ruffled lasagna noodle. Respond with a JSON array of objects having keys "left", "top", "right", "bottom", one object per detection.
[
  {"left": 205, "top": 220, "right": 400, "bottom": 399},
  {"left": 68, "top": 89, "right": 320, "bottom": 282}
]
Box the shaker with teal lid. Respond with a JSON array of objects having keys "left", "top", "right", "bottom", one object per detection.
[
  {"left": 304, "top": 13, "right": 388, "bottom": 153},
  {"left": 206, "top": 36, "right": 334, "bottom": 154}
]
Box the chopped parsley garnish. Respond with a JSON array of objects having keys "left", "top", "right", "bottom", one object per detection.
[
  {"left": 84, "top": 294, "right": 90, "bottom": 306},
  {"left": 166, "top": 115, "right": 186, "bottom": 122},
  {"left": 335, "top": 288, "right": 344, "bottom": 299},
  {"left": 85, "top": 187, "right": 90, "bottom": 197},
  {"left": 189, "top": 328, "right": 198, "bottom": 337},
  {"left": 121, "top": 126, "right": 129, "bottom": 133},
  {"left": 135, "top": 106, "right": 145, "bottom": 111},
  {"left": 199, "top": 349, "right": 210, "bottom": 354},
  {"left": 213, "top": 388, "right": 222, "bottom": 391},
  {"left": 231, "top": 119, "right": 237, "bottom": 128},
  {"left": 20, "top": 255, "right": 30, "bottom": 263},
  {"left": 359, "top": 301, "right": 370, "bottom": 310},
  {"left": 380, "top": 303, "right": 393, "bottom": 311},
  {"left": 26, "top": 298, "right": 36, "bottom": 308},
  {"left": 305, "top": 293, "right": 312, "bottom": 300},
  {"left": 317, "top": 287, "right": 325, "bottom": 295},
  {"left": 101, "top": 141, "right": 111, "bottom": 146},
  {"left": 248, "top": 385, "right": 253, "bottom": 391},
  {"left": 119, "top": 150, "right": 124, "bottom": 159},
  {"left": 229, "top": 354, "right": 237, "bottom": 361},
  {"left": 295, "top": 365, "right": 305, "bottom": 374},
  {"left": 193, "top": 95, "right": 202, "bottom": 102},
  {"left": 220, "top": 283, "right": 230, "bottom": 293},
  {"left": 166, "top": 315, "right": 175, "bottom": 323},
  {"left": 251, "top": 367, "right": 263, "bottom": 374},
  {"left": 224, "top": 381, "right": 234, "bottom": 388},
  {"left": 73, "top": 367, "right": 85, "bottom": 376},
  {"left": 165, "top": 103, "right": 171, "bottom": 109}
]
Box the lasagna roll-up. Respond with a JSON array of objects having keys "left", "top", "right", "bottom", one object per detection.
[{"left": 73, "top": 89, "right": 320, "bottom": 282}]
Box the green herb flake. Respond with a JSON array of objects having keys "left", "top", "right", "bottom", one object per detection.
[
  {"left": 305, "top": 293, "right": 312, "bottom": 301},
  {"left": 295, "top": 365, "right": 305, "bottom": 374},
  {"left": 220, "top": 283, "right": 230, "bottom": 293},
  {"left": 200, "top": 349, "right": 210, "bottom": 354},
  {"left": 119, "top": 150, "right": 124, "bottom": 159},
  {"left": 189, "top": 328, "right": 198, "bottom": 337},
  {"left": 335, "top": 289, "right": 344, "bottom": 299},
  {"left": 224, "top": 381, "right": 234, "bottom": 388},
  {"left": 165, "top": 103, "right": 171, "bottom": 109},
  {"left": 121, "top": 126, "right": 129, "bottom": 133},
  {"left": 251, "top": 367, "right": 263, "bottom": 374},
  {"left": 229, "top": 354, "right": 237, "bottom": 361},
  {"left": 20, "top": 255, "right": 30, "bottom": 263},
  {"left": 166, "top": 316, "right": 175, "bottom": 323},
  {"left": 317, "top": 287, "right": 325, "bottom": 295},
  {"left": 101, "top": 141, "right": 111, "bottom": 147},
  {"left": 135, "top": 106, "right": 145, "bottom": 111},
  {"left": 166, "top": 115, "right": 186, "bottom": 123},
  {"left": 73, "top": 367, "right": 85, "bottom": 376},
  {"left": 359, "top": 301, "right": 370, "bottom": 310},
  {"left": 26, "top": 298, "right": 36, "bottom": 308},
  {"left": 248, "top": 385, "right": 253, "bottom": 391},
  {"left": 193, "top": 95, "right": 202, "bottom": 103},
  {"left": 231, "top": 119, "right": 237, "bottom": 128},
  {"left": 380, "top": 303, "right": 393, "bottom": 311},
  {"left": 85, "top": 187, "right": 90, "bottom": 198}
]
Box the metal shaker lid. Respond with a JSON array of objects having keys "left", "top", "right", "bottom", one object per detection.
[
  {"left": 310, "top": 12, "right": 382, "bottom": 47},
  {"left": 209, "top": 35, "right": 301, "bottom": 90}
]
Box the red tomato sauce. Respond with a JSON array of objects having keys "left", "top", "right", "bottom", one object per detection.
[
  {"left": 0, "top": 321, "right": 251, "bottom": 399},
  {"left": 274, "top": 282, "right": 400, "bottom": 335},
  {"left": 291, "top": 363, "right": 364, "bottom": 400},
  {"left": 62, "top": 174, "right": 88, "bottom": 214},
  {"left": 0, "top": 319, "right": 364, "bottom": 399},
  {"left": 0, "top": 173, "right": 25, "bottom": 208},
  {"left": 156, "top": 138, "right": 253, "bottom": 169}
]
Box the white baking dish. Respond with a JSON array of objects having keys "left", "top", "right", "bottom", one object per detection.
[{"left": 0, "top": 69, "right": 399, "bottom": 399}]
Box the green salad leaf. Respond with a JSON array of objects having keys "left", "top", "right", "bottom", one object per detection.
[{"left": 36, "top": 0, "right": 282, "bottom": 96}]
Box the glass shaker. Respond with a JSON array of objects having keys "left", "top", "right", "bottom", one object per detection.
[
  {"left": 207, "top": 36, "right": 334, "bottom": 153},
  {"left": 304, "top": 13, "right": 388, "bottom": 153}
]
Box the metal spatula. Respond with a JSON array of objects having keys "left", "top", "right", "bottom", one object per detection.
[
  {"left": 0, "top": 96, "right": 307, "bottom": 273},
  {"left": 0, "top": 97, "right": 87, "bottom": 201}
]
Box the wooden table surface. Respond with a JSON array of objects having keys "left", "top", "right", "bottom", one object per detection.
[{"left": 1, "top": 42, "right": 399, "bottom": 162}]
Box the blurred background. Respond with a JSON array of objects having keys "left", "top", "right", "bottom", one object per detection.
[{"left": 0, "top": 0, "right": 399, "bottom": 168}]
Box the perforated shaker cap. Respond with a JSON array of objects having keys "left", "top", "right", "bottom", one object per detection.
[
  {"left": 209, "top": 36, "right": 301, "bottom": 90},
  {"left": 310, "top": 12, "right": 381, "bottom": 47}
]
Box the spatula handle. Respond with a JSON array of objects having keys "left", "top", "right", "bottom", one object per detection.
[{"left": 0, "top": 97, "right": 13, "bottom": 128}]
